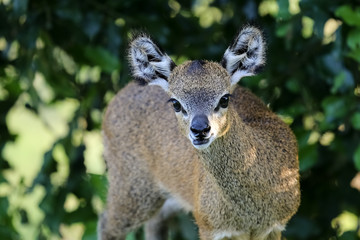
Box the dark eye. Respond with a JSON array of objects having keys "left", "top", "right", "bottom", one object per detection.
[
  {"left": 169, "top": 98, "right": 182, "bottom": 112},
  {"left": 219, "top": 95, "right": 230, "bottom": 108},
  {"left": 215, "top": 94, "right": 230, "bottom": 111}
]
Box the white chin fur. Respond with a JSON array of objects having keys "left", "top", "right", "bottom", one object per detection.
[
  {"left": 192, "top": 142, "right": 211, "bottom": 150},
  {"left": 190, "top": 136, "right": 214, "bottom": 150}
]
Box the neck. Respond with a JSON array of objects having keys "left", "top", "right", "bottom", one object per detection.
[{"left": 199, "top": 106, "right": 259, "bottom": 204}]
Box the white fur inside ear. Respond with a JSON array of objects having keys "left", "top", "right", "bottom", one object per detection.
[
  {"left": 230, "top": 69, "right": 254, "bottom": 86},
  {"left": 129, "top": 36, "right": 174, "bottom": 84},
  {"left": 149, "top": 78, "right": 169, "bottom": 92},
  {"left": 223, "top": 48, "right": 247, "bottom": 76},
  {"left": 222, "top": 26, "right": 265, "bottom": 86},
  {"left": 150, "top": 58, "right": 172, "bottom": 78}
]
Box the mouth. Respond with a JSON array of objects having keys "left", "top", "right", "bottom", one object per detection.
[
  {"left": 193, "top": 138, "right": 210, "bottom": 146},
  {"left": 190, "top": 134, "right": 213, "bottom": 150}
]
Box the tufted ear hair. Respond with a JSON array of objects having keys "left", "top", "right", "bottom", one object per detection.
[
  {"left": 221, "top": 26, "right": 266, "bottom": 87},
  {"left": 128, "top": 34, "right": 176, "bottom": 92}
]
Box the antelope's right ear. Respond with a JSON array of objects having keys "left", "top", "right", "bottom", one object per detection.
[
  {"left": 129, "top": 34, "right": 176, "bottom": 92},
  {"left": 221, "top": 26, "right": 266, "bottom": 87}
]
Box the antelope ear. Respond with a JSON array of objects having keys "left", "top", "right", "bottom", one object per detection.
[
  {"left": 129, "top": 34, "right": 176, "bottom": 92},
  {"left": 221, "top": 26, "right": 266, "bottom": 87}
]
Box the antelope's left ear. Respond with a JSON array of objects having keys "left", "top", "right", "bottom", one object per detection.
[
  {"left": 129, "top": 34, "right": 176, "bottom": 92},
  {"left": 221, "top": 26, "right": 266, "bottom": 87}
]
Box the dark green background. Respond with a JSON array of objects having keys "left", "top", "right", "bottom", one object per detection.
[{"left": 1, "top": 0, "right": 360, "bottom": 239}]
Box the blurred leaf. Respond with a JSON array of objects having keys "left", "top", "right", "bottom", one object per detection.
[
  {"left": 335, "top": 5, "right": 360, "bottom": 27},
  {"left": 178, "top": 213, "right": 198, "bottom": 240},
  {"left": 283, "top": 215, "right": 321, "bottom": 239},
  {"left": 286, "top": 78, "right": 301, "bottom": 93},
  {"left": 350, "top": 112, "right": 360, "bottom": 130},
  {"left": 347, "top": 29, "right": 360, "bottom": 50},
  {"left": 82, "top": 220, "right": 97, "bottom": 240},
  {"left": 83, "top": 46, "right": 120, "bottom": 73},
  {"left": 30, "top": 146, "right": 57, "bottom": 190},
  {"left": 299, "top": 144, "right": 318, "bottom": 172},
  {"left": 55, "top": 7, "right": 82, "bottom": 23},
  {"left": 125, "top": 232, "right": 136, "bottom": 240},
  {"left": 347, "top": 48, "right": 360, "bottom": 62},
  {"left": 83, "top": 13, "right": 103, "bottom": 40},
  {"left": 13, "top": 0, "right": 28, "bottom": 16},
  {"left": 88, "top": 174, "right": 108, "bottom": 203},
  {"left": 277, "top": 0, "right": 291, "bottom": 20},
  {"left": 0, "top": 197, "right": 19, "bottom": 239},
  {"left": 339, "top": 231, "right": 360, "bottom": 240},
  {"left": 19, "top": 209, "right": 29, "bottom": 224},
  {"left": 297, "top": 130, "right": 319, "bottom": 172},
  {"left": 276, "top": 22, "right": 292, "bottom": 38},
  {"left": 322, "top": 96, "right": 348, "bottom": 124},
  {"left": 354, "top": 145, "right": 360, "bottom": 171},
  {"left": 282, "top": 103, "right": 307, "bottom": 118},
  {"left": 331, "top": 71, "right": 345, "bottom": 94}
]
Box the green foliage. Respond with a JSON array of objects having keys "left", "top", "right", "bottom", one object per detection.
[
  {"left": 1, "top": 0, "right": 360, "bottom": 239},
  {"left": 354, "top": 146, "right": 360, "bottom": 171}
]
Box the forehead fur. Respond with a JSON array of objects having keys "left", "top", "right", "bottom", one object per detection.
[{"left": 168, "top": 60, "right": 230, "bottom": 96}]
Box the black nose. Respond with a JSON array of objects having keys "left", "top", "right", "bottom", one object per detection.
[{"left": 190, "top": 115, "right": 211, "bottom": 138}]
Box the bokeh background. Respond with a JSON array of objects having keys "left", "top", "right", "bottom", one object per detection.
[{"left": 1, "top": 0, "right": 360, "bottom": 239}]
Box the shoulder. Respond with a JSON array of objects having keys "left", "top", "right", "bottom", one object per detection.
[{"left": 231, "top": 86, "right": 271, "bottom": 120}]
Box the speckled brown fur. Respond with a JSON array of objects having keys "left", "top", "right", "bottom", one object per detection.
[{"left": 98, "top": 26, "right": 300, "bottom": 240}]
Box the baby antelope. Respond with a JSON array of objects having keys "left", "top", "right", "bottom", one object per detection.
[{"left": 98, "top": 25, "right": 300, "bottom": 240}]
